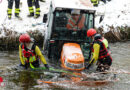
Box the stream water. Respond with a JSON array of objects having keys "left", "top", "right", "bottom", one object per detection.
[{"left": 0, "top": 41, "right": 130, "bottom": 90}]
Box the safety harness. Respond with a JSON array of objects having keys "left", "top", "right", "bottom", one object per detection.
[
  {"left": 92, "top": 39, "right": 111, "bottom": 60},
  {"left": 91, "top": 39, "right": 110, "bottom": 59},
  {"left": 21, "top": 44, "right": 38, "bottom": 63}
]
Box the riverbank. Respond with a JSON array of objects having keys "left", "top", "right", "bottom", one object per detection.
[
  {"left": 0, "top": 26, "right": 130, "bottom": 50},
  {"left": 0, "top": 27, "right": 44, "bottom": 51},
  {"left": 98, "top": 26, "right": 130, "bottom": 42}
]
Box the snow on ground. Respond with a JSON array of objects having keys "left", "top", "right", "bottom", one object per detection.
[
  {"left": 0, "top": 0, "right": 51, "bottom": 34},
  {"left": 0, "top": 0, "right": 130, "bottom": 34},
  {"left": 95, "top": 0, "right": 130, "bottom": 32}
]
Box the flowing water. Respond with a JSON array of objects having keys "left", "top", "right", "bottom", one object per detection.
[{"left": 0, "top": 41, "right": 130, "bottom": 90}]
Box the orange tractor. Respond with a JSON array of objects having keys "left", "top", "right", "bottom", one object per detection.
[{"left": 61, "top": 43, "right": 85, "bottom": 71}]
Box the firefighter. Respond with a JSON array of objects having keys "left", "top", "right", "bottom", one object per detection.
[
  {"left": 66, "top": 10, "right": 85, "bottom": 30},
  {"left": 86, "top": 28, "right": 112, "bottom": 72},
  {"left": 27, "top": 0, "right": 40, "bottom": 18},
  {"left": 19, "top": 34, "right": 49, "bottom": 69},
  {"left": 7, "top": 0, "right": 21, "bottom": 19}
]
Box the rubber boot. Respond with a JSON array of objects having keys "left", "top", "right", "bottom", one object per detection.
[
  {"left": 15, "top": 13, "right": 22, "bottom": 20},
  {"left": 27, "top": 13, "right": 34, "bottom": 17},
  {"left": 8, "top": 15, "right": 11, "bottom": 20},
  {"left": 34, "top": 8, "right": 40, "bottom": 18},
  {"left": 7, "top": 8, "right": 12, "bottom": 19},
  {"left": 34, "top": 14, "right": 40, "bottom": 18},
  {"left": 28, "top": 7, "right": 34, "bottom": 17},
  {"left": 15, "top": 8, "right": 22, "bottom": 20}
]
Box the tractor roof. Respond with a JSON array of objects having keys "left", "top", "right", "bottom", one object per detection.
[{"left": 52, "top": 0, "right": 95, "bottom": 11}]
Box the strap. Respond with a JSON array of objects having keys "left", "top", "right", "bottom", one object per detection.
[
  {"left": 31, "top": 44, "right": 35, "bottom": 51},
  {"left": 96, "top": 40, "right": 110, "bottom": 59},
  {"left": 31, "top": 44, "right": 36, "bottom": 54},
  {"left": 30, "top": 63, "right": 35, "bottom": 69},
  {"left": 76, "top": 14, "right": 82, "bottom": 25},
  {"left": 21, "top": 44, "right": 28, "bottom": 51}
]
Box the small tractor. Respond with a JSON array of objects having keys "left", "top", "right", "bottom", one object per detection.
[{"left": 42, "top": 0, "right": 100, "bottom": 71}]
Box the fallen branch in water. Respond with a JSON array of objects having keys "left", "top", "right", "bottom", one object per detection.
[{"left": 37, "top": 79, "right": 118, "bottom": 87}]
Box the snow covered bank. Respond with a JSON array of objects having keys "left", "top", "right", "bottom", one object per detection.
[
  {"left": 95, "top": 0, "right": 130, "bottom": 32},
  {"left": 0, "top": 0, "right": 50, "bottom": 34},
  {"left": 0, "top": 0, "right": 130, "bottom": 34},
  {"left": 0, "top": 27, "right": 44, "bottom": 50},
  {"left": 97, "top": 26, "right": 130, "bottom": 42},
  {"left": 0, "top": 0, "right": 50, "bottom": 50}
]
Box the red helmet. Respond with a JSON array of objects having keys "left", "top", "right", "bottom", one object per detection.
[
  {"left": 87, "top": 28, "right": 97, "bottom": 37},
  {"left": 19, "top": 34, "right": 31, "bottom": 43}
]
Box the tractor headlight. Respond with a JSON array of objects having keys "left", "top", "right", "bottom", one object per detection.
[{"left": 65, "top": 60, "right": 84, "bottom": 69}]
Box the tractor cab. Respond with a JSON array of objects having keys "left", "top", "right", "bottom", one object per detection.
[{"left": 43, "top": 0, "right": 96, "bottom": 71}]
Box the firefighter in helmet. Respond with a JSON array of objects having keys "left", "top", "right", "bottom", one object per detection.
[
  {"left": 19, "top": 34, "right": 49, "bottom": 69},
  {"left": 86, "top": 28, "right": 112, "bottom": 72}
]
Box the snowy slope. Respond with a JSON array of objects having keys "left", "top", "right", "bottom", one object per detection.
[
  {"left": 0, "top": 0, "right": 130, "bottom": 34},
  {"left": 0, "top": 0, "right": 51, "bottom": 34},
  {"left": 95, "top": 0, "right": 130, "bottom": 32}
]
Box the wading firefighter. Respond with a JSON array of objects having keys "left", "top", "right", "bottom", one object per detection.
[
  {"left": 19, "top": 34, "right": 49, "bottom": 69},
  {"left": 86, "top": 28, "right": 112, "bottom": 72}
]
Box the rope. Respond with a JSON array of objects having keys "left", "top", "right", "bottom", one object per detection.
[
  {"left": 30, "top": 63, "right": 80, "bottom": 77},
  {"left": 37, "top": 79, "right": 118, "bottom": 84}
]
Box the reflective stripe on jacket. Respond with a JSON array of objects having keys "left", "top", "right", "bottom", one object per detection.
[
  {"left": 94, "top": 39, "right": 110, "bottom": 59},
  {"left": 90, "top": 38, "right": 112, "bottom": 64},
  {"left": 19, "top": 44, "right": 47, "bottom": 65},
  {"left": 66, "top": 14, "right": 85, "bottom": 30},
  {"left": 21, "top": 44, "right": 37, "bottom": 63}
]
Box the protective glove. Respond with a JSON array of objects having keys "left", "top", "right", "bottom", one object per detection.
[
  {"left": 44, "top": 64, "right": 49, "bottom": 70},
  {"left": 19, "top": 62, "right": 28, "bottom": 69},
  {"left": 86, "top": 59, "right": 94, "bottom": 69},
  {"left": 86, "top": 63, "right": 92, "bottom": 69}
]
